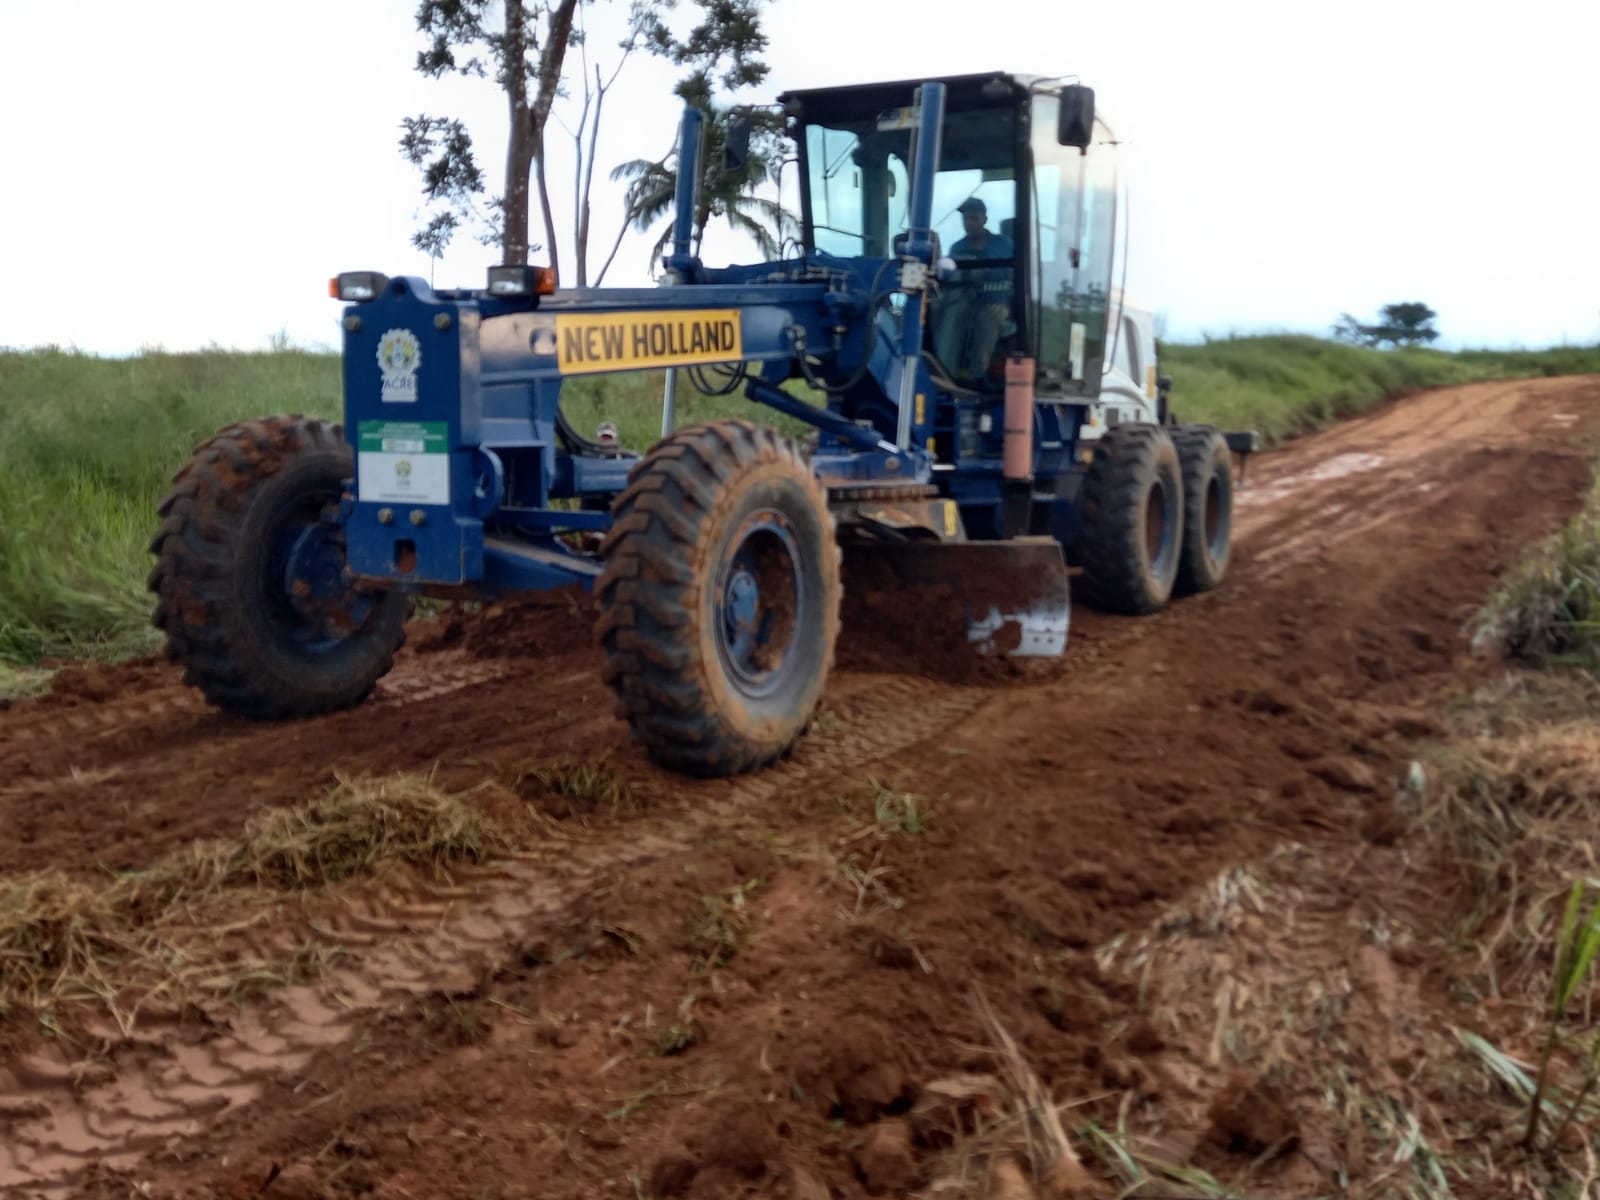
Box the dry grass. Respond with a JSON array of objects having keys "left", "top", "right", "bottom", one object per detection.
[
  {"left": 1418, "top": 685, "right": 1600, "bottom": 991},
  {"left": 917, "top": 990, "right": 1106, "bottom": 1199},
  {"left": 0, "top": 771, "right": 502, "bottom": 1029},
  {"left": 1073, "top": 665, "right": 1600, "bottom": 1198},
  {"left": 0, "top": 874, "right": 135, "bottom": 1014},
  {"left": 240, "top": 771, "right": 500, "bottom": 888}
]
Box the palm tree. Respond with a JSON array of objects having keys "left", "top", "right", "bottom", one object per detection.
[{"left": 598, "top": 102, "right": 796, "bottom": 281}]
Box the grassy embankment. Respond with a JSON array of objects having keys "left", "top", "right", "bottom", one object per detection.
[
  {"left": 1, "top": 336, "right": 1597, "bottom": 692},
  {"left": 1161, "top": 335, "right": 1600, "bottom": 442},
  {"left": 1371, "top": 469, "right": 1600, "bottom": 1194}
]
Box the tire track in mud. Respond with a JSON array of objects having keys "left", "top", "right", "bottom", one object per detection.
[
  {"left": 1230, "top": 377, "right": 1599, "bottom": 583},
  {"left": 0, "top": 673, "right": 989, "bottom": 1197},
  {"left": 4, "top": 375, "right": 1598, "bottom": 1195},
  {"left": 0, "top": 656, "right": 521, "bottom": 759},
  {"left": 0, "top": 657, "right": 527, "bottom": 815}
]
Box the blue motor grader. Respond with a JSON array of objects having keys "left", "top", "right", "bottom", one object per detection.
[{"left": 149, "top": 72, "right": 1248, "bottom": 777}]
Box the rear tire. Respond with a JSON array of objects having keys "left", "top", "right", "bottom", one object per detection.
[
  {"left": 1172, "top": 424, "right": 1234, "bottom": 595},
  {"left": 148, "top": 416, "right": 407, "bottom": 718},
  {"left": 596, "top": 420, "right": 841, "bottom": 777},
  {"left": 1073, "top": 424, "right": 1184, "bottom": 615}
]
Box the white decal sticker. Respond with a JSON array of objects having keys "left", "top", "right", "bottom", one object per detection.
[
  {"left": 358, "top": 453, "right": 450, "bottom": 505},
  {"left": 357, "top": 421, "right": 449, "bottom": 505},
  {"left": 377, "top": 328, "right": 421, "bottom": 402}
]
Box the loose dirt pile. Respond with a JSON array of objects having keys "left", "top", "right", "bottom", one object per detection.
[{"left": 0, "top": 376, "right": 1597, "bottom": 1199}]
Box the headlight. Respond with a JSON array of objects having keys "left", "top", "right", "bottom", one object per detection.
[
  {"left": 329, "top": 272, "right": 390, "bottom": 302},
  {"left": 486, "top": 265, "right": 557, "bottom": 297}
]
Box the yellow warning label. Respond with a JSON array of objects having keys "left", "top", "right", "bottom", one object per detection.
[{"left": 555, "top": 309, "right": 743, "bottom": 375}]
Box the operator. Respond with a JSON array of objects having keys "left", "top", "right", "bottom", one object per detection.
[{"left": 934, "top": 197, "right": 1015, "bottom": 382}]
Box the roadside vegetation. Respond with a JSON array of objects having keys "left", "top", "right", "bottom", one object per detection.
[
  {"left": 0, "top": 771, "right": 501, "bottom": 1031},
  {"left": 1161, "top": 335, "right": 1600, "bottom": 444},
  {"left": 2, "top": 336, "right": 1597, "bottom": 686},
  {"left": 1088, "top": 465, "right": 1600, "bottom": 1198},
  {"left": 1471, "top": 471, "right": 1600, "bottom": 675}
]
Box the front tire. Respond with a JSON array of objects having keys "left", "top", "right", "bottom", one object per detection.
[
  {"left": 148, "top": 416, "right": 407, "bottom": 718},
  {"left": 596, "top": 420, "right": 841, "bottom": 777},
  {"left": 1073, "top": 424, "right": 1184, "bottom": 615},
  {"left": 1172, "top": 424, "right": 1234, "bottom": 595}
]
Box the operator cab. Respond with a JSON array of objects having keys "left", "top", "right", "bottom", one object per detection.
[{"left": 780, "top": 72, "right": 1120, "bottom": 399}]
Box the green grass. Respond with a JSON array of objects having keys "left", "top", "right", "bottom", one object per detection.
[
  {"left": 2, "top": 335, "right": 1596, "bottom": 673},
  {"left": 1471, "top": 470, "right": 1600, "bottom": 674},
  {"left": 0, "top": 348, "right": 782, "bottom": 671},
  {"left": 1160, "top": 336, "right": 1600, "bottom": 444},
  {"left": 0, "top": 347, "right": 344, "bottom": 666}
]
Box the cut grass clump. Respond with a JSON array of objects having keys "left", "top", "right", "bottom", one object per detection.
[
  {"left": 515, "top": 756, "right": 640, "bottom": 819},
  {"left": 835, "top": 777, "right": 930, "bottom": 837},
  {"left": 916, "top": 990, "right": 1102, "bottom": 1199},
  {"left": 0, "top": 875, "right": 135, "bottom": 1013},
  {"left": 240, "top": 771, "right": 501, "bottom": 888},
  {"left": 688, "top": 881, "right": 761, "bottom": 972},
  {"left": 0, "top": 662, "right": 52, "bottom": 703},
  {"left": 871, "top": 779, "right": 928, "bottom": 835},
  {"left": 0, "top": 771, "right": 503, "bottom": 1026},
  {"left": 1471, "top": 475, "right": 1600, "bottom": 674}
]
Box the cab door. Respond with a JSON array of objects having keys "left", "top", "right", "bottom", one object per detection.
[{"left": 1029, "top": 92, "right": 1119, "bottom": 397}]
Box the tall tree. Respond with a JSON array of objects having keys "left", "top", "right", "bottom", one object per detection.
[{"left": 401, "top": 0, "right": 770, "bottom": 282}]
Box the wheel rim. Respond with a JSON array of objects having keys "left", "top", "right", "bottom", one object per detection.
[
  {"left": 714, "top": 510, "right": 804, "bottom": 700},
  {"left": 268, "top": 488, "right": 377, "bottom": 654},
  {"left": 1205, "top": 471, "right": 1232, "bottom": 562},
  {"left": 1144, "top": 478, "right": 1177, "bottom": 578}
]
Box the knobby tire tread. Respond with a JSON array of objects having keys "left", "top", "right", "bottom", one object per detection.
[
  {"left": 148, "top": 415, "right": 406, "bottom": 719},
  {"left": 596, "top": 420, "right": 840, "bottom": 777},
  {"left": 1074, "top": 424, "right": 1183, "bottom": 616},
  {"left": 1171, "top": 423, "right": 1233, "bottom": 596}
]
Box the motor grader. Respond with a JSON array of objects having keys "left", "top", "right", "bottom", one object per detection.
[{"left": 149, "top": 71, "right": 1252, "bottom": 776}]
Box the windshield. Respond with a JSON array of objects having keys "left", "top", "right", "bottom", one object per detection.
[{"left": 803, "top": 106, "right": 1017, "bottom": 261}]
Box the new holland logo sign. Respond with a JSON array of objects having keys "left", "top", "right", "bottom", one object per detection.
[
  {"left": 554, "top": 309, "right": 742, "bottom": 375},
  {"left": 377, "top": 328, "right": 421, "bottom": 402}
]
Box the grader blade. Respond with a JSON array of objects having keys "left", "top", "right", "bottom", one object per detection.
[{"left": 841, "top": 538, "right": 1071, "bottom": 657}]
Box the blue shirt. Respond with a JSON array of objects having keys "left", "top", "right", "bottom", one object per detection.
[{"left": 950, "top": 232, "right": 1013, "bottom": 259}]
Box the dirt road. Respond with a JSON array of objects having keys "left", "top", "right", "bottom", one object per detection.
[{"left": 1, "top": 375, "right": 1596, "bottom": 1199}]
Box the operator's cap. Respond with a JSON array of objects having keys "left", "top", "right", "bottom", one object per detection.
[{"left": 957, "top": 197, "right": 986, "bottom": 215}]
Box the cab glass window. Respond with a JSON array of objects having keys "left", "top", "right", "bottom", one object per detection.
[{"left": 1030, "top": 94, "right": 1118, "bottom": 394}]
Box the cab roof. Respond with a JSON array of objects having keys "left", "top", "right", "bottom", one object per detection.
[{"left": 777, "top": 72, "right": 1074, "bottom": 122}]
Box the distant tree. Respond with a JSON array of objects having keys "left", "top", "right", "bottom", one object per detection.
[
  {"left": 400, "top": 0, "right": 770, "bottom": 283},
  {"left": 1332, "top": 302, "right": 1441, "bottom": 348},
  {"left": 603, "top": 83, "right": 793, "bottom": 279}
]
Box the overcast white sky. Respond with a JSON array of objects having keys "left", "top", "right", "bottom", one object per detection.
[{"left": 4, "top": 0, "right": 1597, "bottom": 356}]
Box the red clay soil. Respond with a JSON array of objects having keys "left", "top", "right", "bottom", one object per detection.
[{"left": 0, "top": 376, "right": 1597, "bottom": 1199}]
